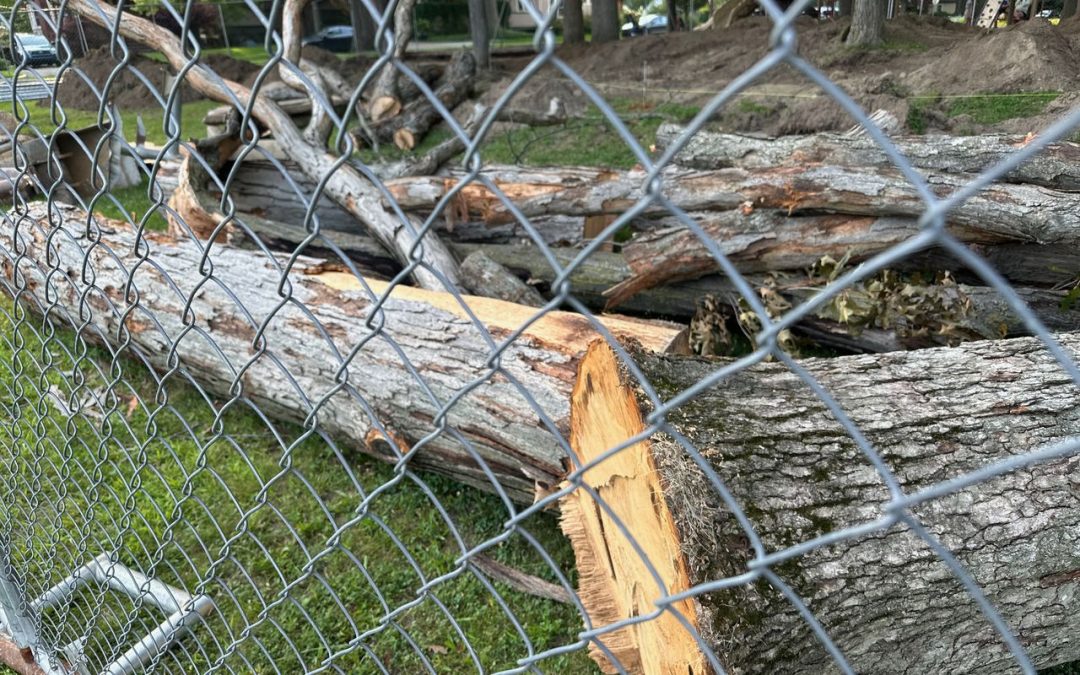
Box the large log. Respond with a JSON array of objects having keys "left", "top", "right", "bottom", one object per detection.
[
  {"left": 163, "top": 200, "right": 1080, "bottom": 354},
  {"left": 605, "top": 210, "right": 1077, "bottom": 307},
  {"left": 654, "top": 124, "right": 1080, "bottom": 190},
  {"left": 383, "top": 164, "right": 1080, "bottom": 249},
  {"left": 2, "top": 204, "right": 678, "bottom": 504},
  {"left": 561, "top": 338, "right": 1080, "bottom": 674}
]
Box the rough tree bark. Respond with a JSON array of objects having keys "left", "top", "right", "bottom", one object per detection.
[
  {"left": 591, "top": 0, "right": 622, "bottom": 41},
  {"left": 68, "top": 0, "right": 461, "bottom": 291},
  {"left": 561, "top": 338, "right": 1080, "bottom": 674},
  {"left": 604, "top": 210, "right": 1080, "bottom": 305},
  {"left": 654, "top": 124, "right": 1080, "bottom": 191},
  {"left": 3, "top": 205, "right": 677, "bottom": 504},
  {"left": 845, "top": 0, "right": 885, "bottom": 45},
  {"left": 468, "top": 0, "right": 492, "bottom": 69},
  {"left": 381, "top": 164, "right": 1080, "bottom": 246},
  {"left": 563, "top": 0, "right": 586, "bottom": 44}
]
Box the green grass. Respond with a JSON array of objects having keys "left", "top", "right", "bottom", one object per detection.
[
  {"left": 946, "top": 91, "right": 1060, "bottom": 125},
  {"left": 0, "top": 291, "right": 598, "bottom": 673},
  {"left": 906, "top": 91, "right": 1060, "bottom": 133},
  {"left": 16, "top": 99, "right": 221, "bottom": 146},
  {"left": 345, "top": 98, "right": 698, "bottom": 170}
]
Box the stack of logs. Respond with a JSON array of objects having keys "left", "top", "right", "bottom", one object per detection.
[{"left": 8, "top": 114, "right": 1080, "bottom": 674}]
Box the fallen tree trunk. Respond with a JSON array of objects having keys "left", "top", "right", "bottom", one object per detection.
[
  {"left": 3, "top": 204, "right": 678, "bottom": 503},
  {"left": 654, "top": 124, "right": 1080, "bottom": 190},
  {"left": 605, "top": 211, "right": 1078, "bottom": 307},
  {"left": 383, "top": 164, "right": 1080, "bottom": 248},
  {"left": 172, "top": 202, "right": 1080, "bottom": 353},
  {"left": 69, "top": 0, "right": 461, "bottom": 292},
  {"left": 561, "top": 338, "right": 1080, "bottom": 674}
]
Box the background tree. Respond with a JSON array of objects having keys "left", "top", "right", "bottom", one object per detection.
[
  {"left": 846, "top": 0, "right": 884, "bottom": 46},
  {"left": 563, "top": 0, "right": 585, "bottom": 43},
  {"left": 591, "top": 0, "right": 621, "bottom": 41}
]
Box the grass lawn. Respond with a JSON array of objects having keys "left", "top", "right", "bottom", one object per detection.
[
  {"left": 906, "top": 91, "right": 1060, "bottom": 133},
  {"left": 355, "top": 98, "right": 701, "bottom": 170},
  {"left": 0, "top": 287, "right": 598, "bottom": 672}
]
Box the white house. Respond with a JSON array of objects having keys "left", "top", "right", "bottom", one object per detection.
[{"left": 506, "top": 0, "right": 595, "bottom": 29}]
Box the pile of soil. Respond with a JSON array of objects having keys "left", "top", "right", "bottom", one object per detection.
[{"left": 487, "top": 14, "right": 1080, "bottom": 135}]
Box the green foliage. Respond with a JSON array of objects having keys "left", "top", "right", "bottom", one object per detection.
[
  {"left": 907, "top": 92, "right": 1060, "bottom": 134},
  {"left": 946, "top": 91, "right": 1059, "bottom": 125}
]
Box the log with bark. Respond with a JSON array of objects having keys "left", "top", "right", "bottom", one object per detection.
[
  {"left": 382, "top": 163, "right": 1080, "bottom": 245},
  {"left": 560, "top": 338, "right": 1080, "bottom": 674},
  {"left": 603, "top": 209, "right": 1079, "bottom": 307},
  {"left": 68, "top": 0, "right": 461, "bottom": 292},
  {"left": 8, "top": 206, "right": 1080, "bottom": 674},
  {"left": 654, "top": 124, "right": 1080, "bottom": 190},
  {"left": 3, "top": 203, "right": 678, "bottom": 503}
]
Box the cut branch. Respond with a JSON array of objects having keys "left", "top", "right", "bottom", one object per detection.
[
  {"left": 68, "top": 0, "right": 460, "bottom": 291},
  {"left": 369, "top": 51, "right": 476, "bottom": 150},
  {"left": 383, "top": 164, "right": 1080, "bottom": 243}
]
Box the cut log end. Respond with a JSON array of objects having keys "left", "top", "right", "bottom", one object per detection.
[
  {"left": 559, "top": 339, "right": 707, "bottom": 675},
  {"left": 370, "top": 95, "right": 402, "bottom": 124},
  {"left": 393, "top": 128, "right": 417, "bottom": 151}
]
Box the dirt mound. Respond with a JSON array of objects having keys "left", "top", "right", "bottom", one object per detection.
[
  {"left": 239, "top": 47, "right": 372, "bottom": 89},
  {"left": 200, "top": 53, "right": 261, "bottom": 84},
  {"left": 905, "top": 20, "right": 1080, "bottom": 94},
  {"left": 54, "top": 47, "right": 196, "bottom": 110}
]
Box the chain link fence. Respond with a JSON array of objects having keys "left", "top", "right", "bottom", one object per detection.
[{"left": 0, "top": 0, "right": 1077, "bottom": 673}]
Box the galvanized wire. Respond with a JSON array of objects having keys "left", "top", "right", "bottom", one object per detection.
[{"left": 0, "top": 0, "right": 1075, "bottom": 673}]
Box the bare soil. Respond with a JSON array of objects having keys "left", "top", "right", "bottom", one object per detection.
[
  {"left": 53, "top": 15, "right": 1080, "bottom": 136},
  {"left": 489, "top": 14, "right": 1080, "bottom": 135}
]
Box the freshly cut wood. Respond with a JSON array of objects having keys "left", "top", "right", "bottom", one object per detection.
[
  {"left": 368, "top": 0, "right": 421, "bottom": 119},
  {"left": 370, "top": 52, "right": 476, "bottom": 150},
  {"left": 655, "top": 124, "right": 1080, "bottom": 190},
  {"left": 383, "top": 164, "right": 1080, "bottom": 246},
  {"left": 561, "top": 338, "right": 1080, "bottom": 674},
  {"left": 4, "top": 204, "right": 678, "bottom": 503},
  {"left": 69, "top": 0, "right": 460, "bottom": 291}
]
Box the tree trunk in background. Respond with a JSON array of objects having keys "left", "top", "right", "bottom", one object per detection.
[
  {"left": 591, "top": 0, "right": 621, "bottom": 42},
  {"left": 563, "top": 0, "right": 586, "bottom": 43},
  {"left": 1063, "top": 0, "right": 1077, "bottom": 18},
  {"left": 667, "top": 0, "right": 680, "bottom": 30},
  {"left": 351, "top": 0, "right": 382, "bottom": 50},
  {"left": 468, "top": 0, "right": 491, "bottom": 68},
  {"left": 846, "top": 0, "right": 885, "bottom": 45},
  {"left": 485, "top": 0, "right": 500, "bottom": 36},
  {"left": 839, "top": 0, "right": 853, "bottom": 15}
]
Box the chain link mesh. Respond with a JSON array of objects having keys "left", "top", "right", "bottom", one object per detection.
[{"left": 0, "top": 0, "right": 1076, "bottom": 672}]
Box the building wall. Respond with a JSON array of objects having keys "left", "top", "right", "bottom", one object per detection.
[{"left": 507, "top": 0, "right": 593, "bottom": 28}]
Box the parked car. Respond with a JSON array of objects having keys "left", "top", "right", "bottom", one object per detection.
[
  {"left": 2, "top": 34, "right": 59, "bottom": 68},
  {"left": 620, "top": 14, "right": 669, "bottom": 36},
  {"left": 302, "top": 25, "right": 354, "bottom": 52}
]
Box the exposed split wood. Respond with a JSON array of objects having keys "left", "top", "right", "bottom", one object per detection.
[{"left": 562, "top": 338, "right": 1080, "bottom": 673}]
